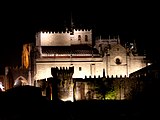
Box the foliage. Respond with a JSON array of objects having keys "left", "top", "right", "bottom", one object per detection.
[{"left": 94, "top": 78, "right": 113, "bottom": 100}]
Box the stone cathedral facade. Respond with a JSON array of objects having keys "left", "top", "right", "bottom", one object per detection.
[{"left": 34, "top": 29, "right": 147, "bottom": 81}]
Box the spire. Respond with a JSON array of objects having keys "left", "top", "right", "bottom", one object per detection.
[
  {"left": 133, "top": 39, "right": 137, "bottom": 53},
  {"left": 64, "top": 19, "right": 68, "bottom": 31},
  {"left": 71, "top": 12, "right": 74, "bottom": 29},
  {"left": 70, "top": 12, "right": 74, "bottom": 35},
  {"left": 117, "top": 35, "right": 120, "bottom": 44}
]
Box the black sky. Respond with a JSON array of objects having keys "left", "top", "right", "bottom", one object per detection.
[{"left": 0, "top": 1, "right": 159, "bottom": 67}]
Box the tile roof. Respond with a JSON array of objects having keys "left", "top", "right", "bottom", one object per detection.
[{"left": 42, "top": 45, "right": 99, "bottom": 54}]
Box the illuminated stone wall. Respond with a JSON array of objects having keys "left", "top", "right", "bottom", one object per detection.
[
  {"left": 36, "top": 29, "right": 92, "bottom": 47},
  {"left": 35, "top": 57, "right": 146, "bottom": 82},
  {"left": 35, "top": 58, "right": 104, "bottom": 80},
  {"left": 106, "top": 55, "right": 146, "bottom": 78},
  {"left": 35, "top": 63, "right": 158, "bottom": 101},
  {"left": 37, "top": 31, "right": 71, "bottom": 46},
  {"left": 128, "top": 56, "right": 146, "bottom": 74},
  {"left": 35, "top": 45, "right": 147, "bottom": 81},
  {"left": 35, "top": 63, "right": 53, "bottom": 80},
  {"left": 34, "top": 29, "right": 148, "bottom": 92},
  {"left": 106, "top": 44, "right": 128, "bottom": 77},
  {"left": 71, "top": 29, "right": 92, "bottom": 45},
  {"left": 95, "top": 37, "right": 120, "bottom": 54}
]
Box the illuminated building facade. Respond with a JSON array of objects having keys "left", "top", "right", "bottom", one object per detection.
[
  {"left": 34, "top": 29, "right": 147, "bottom": 81},
  {"left": 3, "top": 27, "right": 149, "bottom": 101},
  {"left": 29, "top": 28, "right": 149, "bottom": 101}
]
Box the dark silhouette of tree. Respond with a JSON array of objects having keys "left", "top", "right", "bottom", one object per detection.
[{"left": 94, "top": 78, "right": 112, "bottom": 100}]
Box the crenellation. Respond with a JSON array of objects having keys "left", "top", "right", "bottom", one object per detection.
[
  {"left": 40, "top": 30, "right": 71, "bottom": 34},
  {"left": 120, "top": 75, "right": 122, "bottom": 78},
  {"left": 51, "top": 66, "right": 74, "bottom": 73},
  {"left": 74, "top": 29, "right": 91, "bottom": 32},
  {"left": 10, "top": 66, "right": 26, "bottom": 70},
  {"left": 79, "top": 74, "right": 127, "bottom": 79}
]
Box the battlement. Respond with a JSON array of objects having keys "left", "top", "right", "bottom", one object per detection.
[
  {"left": 51, "top": 66, "right": 74, "bottom": 71},
  {"left": 38, "top": 28, "right": 92, "bottom": 35},
  {"left": 84, "top": 74, "right": 128, "bottom": 79},
  {"left": 51, "top": 67, "right": 74, "bottom": 78},
  {"left": 5, "top": 66, "right": 26, "bottom": 71},
  {"left": 74, "top": 29, "right": 92, "bottom": 32},
  {"left": 39, "top": 30, "right": 70, "bottom": 34}
]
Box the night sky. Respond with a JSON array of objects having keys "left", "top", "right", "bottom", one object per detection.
[{"left": 0, "top": 1, "right": 159, "bottom": 67}]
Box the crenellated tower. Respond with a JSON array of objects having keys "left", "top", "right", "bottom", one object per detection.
[{"left": 46, "top": 67, "right": 74, "bottom": 101}]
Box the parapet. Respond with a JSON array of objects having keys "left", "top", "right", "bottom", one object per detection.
[
  {"left": 84, "top": 74, "right": 127, "bottom": 79},
  {"left": 74, "top": 29, "right": 92, "bottom": 32},
  {"left": 39, "top": 30, "right": 70, "bottom": 34},
  {"left": 51, "top": 66, "right": 74, "bottom": 77}
]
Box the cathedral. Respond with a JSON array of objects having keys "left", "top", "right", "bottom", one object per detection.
[
  {"left": 3, "top": 26, "right": 150, "bottom": 101},
  {"left": 33, "top": 28, "right": 147, "bottom": 81}
]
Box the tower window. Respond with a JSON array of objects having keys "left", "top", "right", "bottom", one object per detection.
[
  {"left": 78, "top": 35, "right": 81, "bottom": 41},
  {"left": 85, "top": 35, "right": 88, "bottom": 41}
]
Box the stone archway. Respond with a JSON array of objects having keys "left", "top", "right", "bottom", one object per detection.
[{"left": 14, "top": 76, "right": 28, "bottom": 87}]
